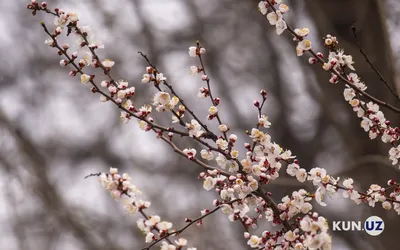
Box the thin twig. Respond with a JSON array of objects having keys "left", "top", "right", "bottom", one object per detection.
[
  {"left": 158, "top": 133, "right": 232, "bottom": 177},
  {"left": 351, "top": 25, "right": 400, "bottom": 102},
  {"left": 138, "top": 51, "right": 218, "bottom": 141},
  {"left": 196, "top": 42, "right": 228, "bottom": 141},
  {"left": 84, "top": 172, "right": 101, "bottom": 179}
]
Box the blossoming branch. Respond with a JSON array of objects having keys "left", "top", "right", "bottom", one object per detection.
[
  {"left": 258, "top": 0, "right": 400, "bottom": 166},
  {"left": 26, "top": 0, "right": 400, "bottom": 249}
]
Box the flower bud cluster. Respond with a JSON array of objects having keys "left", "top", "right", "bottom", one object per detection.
[
  {"left": 287, "top": 162, "right": 400, "bottom": 212},
  {"left": 99, "top": 168, "right": 196, "bottom": 249},
  {"left": 322, "top": 48, "right": 355, "bottom": 72},
  {"left": 99, "top": 167, "right": 145, "bottom": 209},
  {"left": 246, "top": 209, "right": 331, "bottom": 249},
  {"left": 299, "top": 213, "right": 331, "bottom": 250},
  {"left": 277, "top": 189, "right": 313, "bottom": 221}
]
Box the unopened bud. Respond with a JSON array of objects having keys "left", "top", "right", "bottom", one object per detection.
[
  {"left": 201, "top": 74, "right": 209, "bottom": 81},
  {"left": 308, "top": 57, "right": 317, "bottom": 64},
  {"left": 260, "top": 89, "right": 267, "bottom": 98},
  {"left": 253, "top": 100, "right": 260, "bottom": 107}
]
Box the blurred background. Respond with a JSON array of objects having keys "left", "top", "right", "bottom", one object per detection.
[{"left": 1, "top": 0, "right": 400, "bottom": 249}]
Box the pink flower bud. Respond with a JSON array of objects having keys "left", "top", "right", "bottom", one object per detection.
[
  {"left": 229, "top": 134, "right": 237, "bottom": 142},
  {"left": 260, "top": 89, "right": 267, "bottom": 97},
  {"left": 101, "top": 81, "right": 109, "bottom": 88},
  {"left": 55, "top": 27, "right": 62, "bottom": 35},
  {"left": 329, "top": 74, "right": 338, "bottom": 84},
  {"left": 146, "top": 66, "right": 154, "bottom": 74},
  {"left": 69, "top": 70, "right": 77, "bottom": 77},
  {"left": 59, "top": 59, "right": 67, "bottom": 67},
  {"left": 201, "top": 74, "right": 208, "bottom": 81},
  {"left": 308, "top": 57, "right": 317, "bottom": 65},
  {"left": 213, "top": 199, "right": 220, "bottom": 206}
]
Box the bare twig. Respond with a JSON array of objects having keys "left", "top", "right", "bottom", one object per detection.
[
  {"left": 351, "top": 25, "right": 400, "bottom": 102},
  {"left": 84, "top": 172, "right": 102, "bottom": 179}
]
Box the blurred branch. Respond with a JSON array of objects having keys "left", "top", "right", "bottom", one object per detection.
[{"left": 0, "top": 109, "right": 108, "bottom": 250}]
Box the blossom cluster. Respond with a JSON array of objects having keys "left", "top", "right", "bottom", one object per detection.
[
  {"left": 299, "top": 214, "right": 331, "bottom": 250},
  {"left": 286, "top": 162, "right": 400, "bottom": 213},
  {"left": 197, "top": 162, "right": 332, "bottom": 249},
  {"left": 246, "top": 212, "right": 331, "bottom": 250},
  {"left": 258, "top": 0, "right": 289, "bottom": 35},
  {"left": 99, "top": 168, "right": 146, "bottom": 212},
  {"left": 345, "top": 87, "right": 400, "bottom": 165},
  {"left": 195, "top": 119, "right": 337, "bottom": 249},
  {"left": 99, "top": 168, "right": 196, "bottom": 250},
  {"left": 277, "top": 189, "right": 313, "bottom": 221},
  {"left": 317, "top": 38, "right": 400, "bottom": 165}
]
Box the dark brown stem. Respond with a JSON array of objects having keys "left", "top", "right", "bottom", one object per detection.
[
  {"left": 351, "top": 25, "right": 400, "bottom": 102},
  {"left": 254, "top": 188, "right": 293, "bottom": 231}
]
